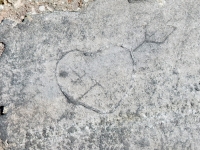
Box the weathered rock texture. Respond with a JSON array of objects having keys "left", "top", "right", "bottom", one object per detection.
[
  {"left": 0, "top": 0, "right": 93, "bottom": 22},
  {"left": 0, "top": 42, "right": 4, "bottom": 56},
  {"left": 0, "top": 0, "right": 200, "bottom": 149}
]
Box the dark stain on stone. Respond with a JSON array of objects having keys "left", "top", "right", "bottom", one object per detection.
[
  {"left": 59, "top": 71, "right": 68, "bottom": 78},
  {"left": 194, "top": 83, "right": 200, "bottom": 91},
  {"left": 68, "top": 126, "right": 77, "bottom": 133}
]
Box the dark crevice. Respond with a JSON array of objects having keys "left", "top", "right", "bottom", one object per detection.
[{"left": 0, "top": 106, "right": 5, "bottom": 115}]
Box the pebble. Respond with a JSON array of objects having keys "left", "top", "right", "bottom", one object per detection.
[
  {"left": 0, "top": 5, "right": 4, "bottom": 10},
  {"left": 39, "top": 5, "right": 45, "bottom": 11}
]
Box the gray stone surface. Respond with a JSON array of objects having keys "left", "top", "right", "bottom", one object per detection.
[
  {"left": 56, "top": 47, "right": 133, "bottom": 114},
  {"left": 0, "top": 0, "right": 200, "bottom": 149}
]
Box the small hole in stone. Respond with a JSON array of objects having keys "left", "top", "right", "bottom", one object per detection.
[
  {"left": 195, "top": 87, "right": 200, "bottom": 91},
  {"left": 59, "top": 71, "right": 68, "bottom": 78},
  {"left": 83, "top": 52, "right": 90, "bottom": 56},
  {"left": 21, "top": 15, "right": 27, "bottom": 22},
  {"left": 0, "top": 106, "right": 5, "bottom": 115}
]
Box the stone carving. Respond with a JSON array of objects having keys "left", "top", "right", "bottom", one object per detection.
[
  {"left": 128, "top": 0, "right": 146, "bottom": 3},
  {"left": 145, "top": 25, "right": 176, "bottom": 44},
  {"left": 56, "top": 47, "right": 134, "bottom": 113}
]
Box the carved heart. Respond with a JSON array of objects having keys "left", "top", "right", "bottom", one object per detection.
[{"left": 56, "top": 46, "right": 134, "bottom": 114}]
